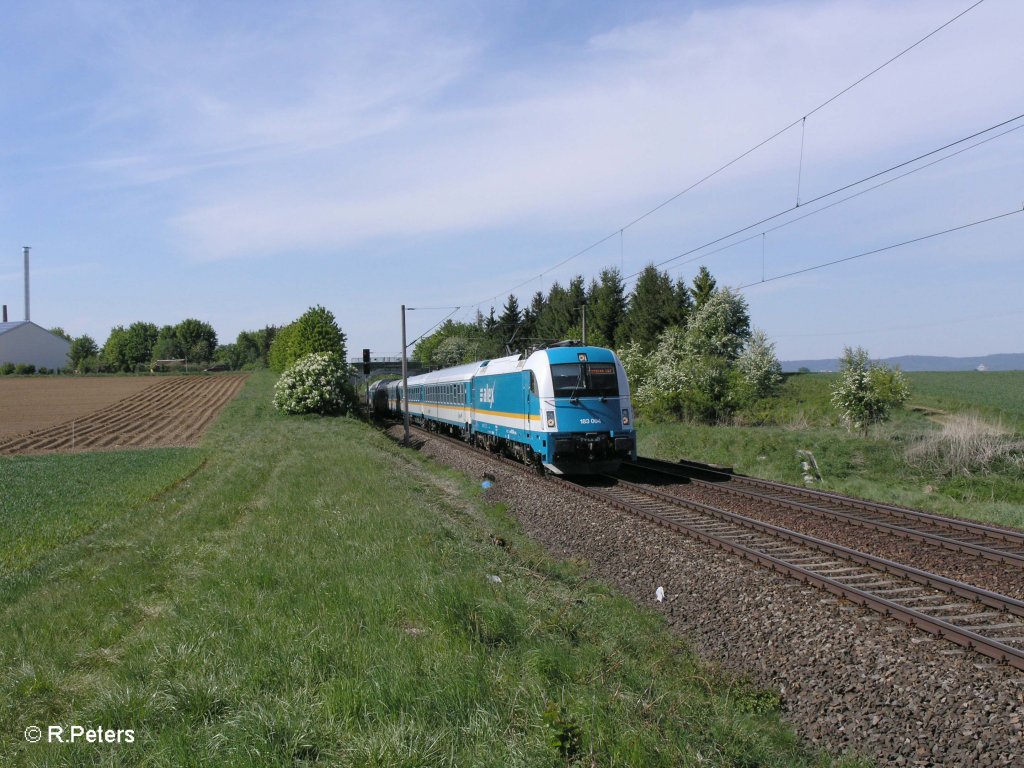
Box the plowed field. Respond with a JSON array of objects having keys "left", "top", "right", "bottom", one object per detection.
[
  {"left": 0, "top": 374, "right": 248, "bottom": 454},
  {"left": 0, "top": 377, "right": 156, "bottom": 437}
]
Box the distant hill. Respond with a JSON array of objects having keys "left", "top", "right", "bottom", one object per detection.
[{"left": 781, "top": 353, "right": 1024, "bottom": 373}]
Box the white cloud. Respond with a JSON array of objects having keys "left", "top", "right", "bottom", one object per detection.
[
  {"left": 136, "top": 0, "right": 1021, "bottom": 261},
  {"left": 25, "top": 1, "right": 1022, "bottom": 358}
]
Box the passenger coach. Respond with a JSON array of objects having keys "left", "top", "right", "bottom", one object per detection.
[{"left": 382, "top": 344, "right": 636, "bottom": 474}]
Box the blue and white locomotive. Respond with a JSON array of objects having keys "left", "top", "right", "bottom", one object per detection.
[{"left": 381, "top": 344, "right": 636, "bottom": 474}]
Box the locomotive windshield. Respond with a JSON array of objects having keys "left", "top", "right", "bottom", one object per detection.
[{"left": 550, "top": 363, "right": 619, "bottom": 398}]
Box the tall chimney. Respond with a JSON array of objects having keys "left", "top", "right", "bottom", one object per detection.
[
  {"left": 23, "top": 246, "right": 31, "bottom": 322},
  {"left": 2, "top": 304, "right": 7, "bottom": 323}
]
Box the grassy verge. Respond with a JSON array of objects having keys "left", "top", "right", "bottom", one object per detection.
[
  {"left": 1, "top": 371, "right": 855, "bottom": 766},
  {"left": 641, "top": 372, "right": 1024, "bottom": 529}
]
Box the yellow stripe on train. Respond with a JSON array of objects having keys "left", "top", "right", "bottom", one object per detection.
[{"left": 413, "top": 402, "right": 541, "bottom": 422}]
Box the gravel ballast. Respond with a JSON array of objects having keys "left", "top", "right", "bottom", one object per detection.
[
  {"left": 396, "top": 428, "right": 1024, "bottom": 766},
  {"left": 632, "top": 474, "right": 1024, "bottom": 602}
]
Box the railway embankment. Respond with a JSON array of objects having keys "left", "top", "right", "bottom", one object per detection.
[{"left": 406, "top": 427, "right": 1024, "bottom": 766}]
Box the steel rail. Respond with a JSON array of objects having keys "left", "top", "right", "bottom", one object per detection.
[
  {"left": 406, "top": 426, "right": 1024, "bottom": 670},
  {"left": 599, "top": 477, "right": 1024, "bottom": 620},
  {"left": 564, "top": 476, "right": 1024, "bottom": 671},
  {"left": 635, "top": 456, "right": 1024, "bottom": 561}
]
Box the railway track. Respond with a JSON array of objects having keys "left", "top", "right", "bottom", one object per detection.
[
  {"left": 572, "top": 474, "right": 1024, "bottom": 671},
  {"left": 633, "top": 456, "right": 1024, "bottom": 567},
  {"left": 407, "top": 426, "right": 1024, "bottom": 670}
]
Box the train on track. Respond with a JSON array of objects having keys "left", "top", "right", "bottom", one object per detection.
[{"left": 371, "top": 343, "right": 637, "bottom": 474}]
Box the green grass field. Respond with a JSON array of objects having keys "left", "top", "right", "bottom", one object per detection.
[
  {"left": 904, "top": 371, "right": 1024, "bottom": 430},
  {"left": 0, "top": 372, "right": 853, "bottom": 767},
  {"left": 640, "top": 371, "right": 1024, "bottom": 529},
  {"left": 0, "top": 449, "right": 205, "bottom": 583}
]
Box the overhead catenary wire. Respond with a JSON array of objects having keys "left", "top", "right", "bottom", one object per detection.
[
  {"left": 655, "top": 119, "right": 1024, "bottom": 284},
  {"left": 407, "top": 113, "right": 1021, "bottom": 350},
  {"left": 450, "top": 0, "right": 989, "bottom": 310},
  {"left": 736, "top": 205, "right": 1024, "bottom": 290},
  {"left": 402, "top": 205, "right": 1023, "bottom": 354},
  {"left": 405, "top": 305, "right": 461, "bottom": 349},
  {"left": 628, "top": 111, "right": 1024, "bottom": 283},
  {"left": 796, "top": 117, "right": 807, "bottom": 207}
]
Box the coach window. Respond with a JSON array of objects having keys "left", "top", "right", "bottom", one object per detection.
[{"left": 530, "top": 372, "right": 539, "bottom": 396}]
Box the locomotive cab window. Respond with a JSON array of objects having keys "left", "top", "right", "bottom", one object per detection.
[{"left": 550, "top": 363, "right": 619, "bottom": 399}]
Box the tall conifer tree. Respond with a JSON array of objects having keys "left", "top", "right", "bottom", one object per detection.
[
  {"left": 674, "top": 277, "right": 694, "bottom": 328},
  {"left": 586, "top": 267, "right": 627, "bottom": 347},
  {"left": 621, "top": 264, "right": 676, "bottom": 350},
  {"left": 497, "top": 295, "right": 522, "bottom": 351},
  {"left": 691, "top": 265, "right": 717, "bottom": 310}
]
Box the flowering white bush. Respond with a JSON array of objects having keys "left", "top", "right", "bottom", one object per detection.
[
  {"left": 831, "top": 346, "right": 909, "bottom": 435},
  {"left": 736, "top": 329, "right": 783, "bottom": 399},
  {"left": 273, "top": 352, "right": 353, "bottom": 415}
]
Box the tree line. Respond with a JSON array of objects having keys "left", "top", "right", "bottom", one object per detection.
[
  {"left": 39, "top": 304, "right": 349, "bottom": 375},
  {"left": 411, "top": 264, "right": 782, "bottom": 422},
  {"left": 40, "top": 292, "right": 907, "bottom": 435},
  {"left": 62, "top": 320, "right": 279, "bottom": 374},
  {"left": 413, "top": 264, "right": 719, "bottom": 367}
]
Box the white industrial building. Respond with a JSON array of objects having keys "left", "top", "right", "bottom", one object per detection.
[{"left": 0, "top": 321, "right": 72, "bottom": 371}]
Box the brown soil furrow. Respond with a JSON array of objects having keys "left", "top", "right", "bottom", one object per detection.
[
  {"left": 83, "top": 376, "right": 244, "bottom": 449},
  {"left": 0, "top": 378, "right": 192, "bottom": 447},
  {"left": 0, "top": 374, "right": 249, "bottom": 455},
  {"left": 69, "top": 378, "right": 234, "bottom": 442},
  {"left": 0, "top": 377, "right": 157, "bottom": 437}
]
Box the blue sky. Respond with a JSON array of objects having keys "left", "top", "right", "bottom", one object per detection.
[{"left": 1, "top": 0, "right": 1021, "bottom": 361}]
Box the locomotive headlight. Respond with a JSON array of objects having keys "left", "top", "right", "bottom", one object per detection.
[
  {"left": 546, "top": 410, "right": 556, "bottom": 428},
  {"left": 622, "top": 408, "right": 630, "bottom": 426}
]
